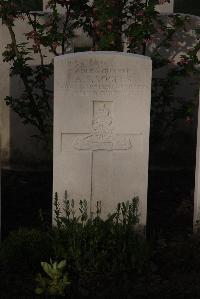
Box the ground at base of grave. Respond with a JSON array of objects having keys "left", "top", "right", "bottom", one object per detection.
[{"left": 1, "top": 165, "right": 194, "bottom": 240}]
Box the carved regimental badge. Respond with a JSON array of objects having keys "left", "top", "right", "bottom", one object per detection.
[{"left": 73, "top": 101, "right": 132, "bottom": 151}]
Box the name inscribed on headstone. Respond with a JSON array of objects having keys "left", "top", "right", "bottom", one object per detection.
[{"left": 56, "top": 57, "right": 146, "bottom": 96}]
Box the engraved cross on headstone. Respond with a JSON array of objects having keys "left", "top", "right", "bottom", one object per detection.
[{"left": 61, "top": 100, "right": 142, "bottom": 214}]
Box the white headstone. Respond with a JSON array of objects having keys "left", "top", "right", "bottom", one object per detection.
[
  {"left": 53, "top": 52, "right": 152, "bottom": 225},
  {"left": 156, "top": 0, "right": 174, "bottom": 14}
]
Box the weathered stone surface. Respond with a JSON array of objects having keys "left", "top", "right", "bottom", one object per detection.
[
  {"left": 53, "top": 52, "right": 152, "bottom": 225},
  {"left": 156, "top": 0, "right": 174, "bottom": 14}
]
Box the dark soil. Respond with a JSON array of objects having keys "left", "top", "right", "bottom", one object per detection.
[
  {"left": 147, "top": 167, "right": 194, "bottom": 238},
  {"left": 1, "top": 168, "right": 52, "bottom": 240}
]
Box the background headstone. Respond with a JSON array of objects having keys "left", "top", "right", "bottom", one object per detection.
[
  {"left": 144, "top": 13, "right": 199, "bottom": 170},
  {"left": 156, "top": 0, "right": 174, "bottom": 14},
  {"left": 0, "top": 21, "right": 11, "bottom": 164},
  {"left": 53, "top": 52, "right": 152, "bottom": 225},
  {"left": 0, "top": 16, "right": 54, "bottom": 166}
]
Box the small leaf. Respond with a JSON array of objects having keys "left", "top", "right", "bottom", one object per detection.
[
  {"left": 53, "top": 261, "right": 58, "bottom": 270},
  {"left": 35, "top": 287, "right": 44, "bottom": 295},
  {"left": 41, "top": 262, "right": 54, "bottom": 278},
  {"left": 58, "top": 260, "right": 66, "bottom": 270}
]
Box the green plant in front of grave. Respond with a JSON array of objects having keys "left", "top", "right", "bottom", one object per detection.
[
  {"left": 35, "top": 259, "right": 71, "bottom": 297},
  {"left": 33, "top": 194, "right": 148, "bottom": 298},
  {"left": 0, "top": 200, "right": 148, "bottom": 299},
  {"left": 46, "top": 193, "right": 151, "bottom": 298}
]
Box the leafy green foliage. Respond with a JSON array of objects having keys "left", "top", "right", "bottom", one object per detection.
[
  {"left": 35, "top": 259, "right": 71, "bottom": 296},
  {"left": 47, "top": 194, "right": 151, "bottom": 297},
  {"left": 146, "top": 13, "right": 199, "bottom": 144},
  {"left": 0, "top": 197, "right": 149, "bottom": 298},
  {"left": 2, "top": 203, "right": 200, "bottom": 298},
  {"left": 0, "top": 0, "right": 88, "bottom": 151}
]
